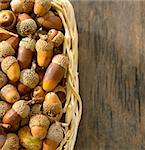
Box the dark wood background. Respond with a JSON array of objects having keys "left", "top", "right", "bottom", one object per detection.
[{"left": 72, "top": 1, "right": 145, "bottom": 150}]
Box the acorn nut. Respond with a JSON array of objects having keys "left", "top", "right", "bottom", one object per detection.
[
  {"left": 18, "top": 126, "right": 42, "bottom": 150},
  {"left": 43, "top": 92, "right": 62, "bottom": 122},
  {"left": 20, "top": 64, "right": 39, "bottom": 89},
  {"left": 0, "top": 0, "right": 9, "bottom": 10},
  {"left": 3, "top": 100, "right": 30, "bottom": 126},
  {"left": 17, "top": 82, "right": 31, "bottom": 95},
  {"left": 34, "top": 0, "right": 51, "bottom": 17},
  {"left": 1, "top": 84, "right": 20, "bottom": 103},
  {"left": 17, "top": 37, "right": 36, "bottom": 69},
  {"left": 10, "top": 0, "right": 34, "bottom": 13},
  {"left": 29, "top": 114, "right": 50, "bottom": 139},
  {"left": 36, "top": 39, "right": 53, "bottom": 68},
  {"left": 0, "top": 10, "right": 16, "bottom": 29},
  {"left": 0, "top": 70, "right": 8, "bottom": 88},
  {"left": 37, "top": 11, "right": 62, "bottom": 30},
  {"left": 0, "top": 101, "right": 11, "bottom": 119},
  {"left": 1, "top": 56, "right": 20, "bottom": 82},
  {"left": 43, "top": 54, "right": 68, "bottom": 92},
  {"left": 47, "top": 29, "right": 64, "bottom": 47},
  {"left": 43, "top": 122, "right": 64, "bottom": 150},
  {"left": 1, "top": 133, "right": 19, "bottom": 150}
]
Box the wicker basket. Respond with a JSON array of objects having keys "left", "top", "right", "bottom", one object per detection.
[{"left": 51, "top": 0, "right": 82, "bottom": 149}]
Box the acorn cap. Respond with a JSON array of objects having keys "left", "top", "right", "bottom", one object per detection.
[
  {"left": 12, "top": 100, "right": 30, "bottom": 118},
  {"left": 52, "top": 54, "right": 68, "bottom": 70},
  {"left": 29, "top": 114, "right": 50, "bottom": 129},
  {"left": 0, "top": 101, "right": 11, "bottom": 119},
  {"left": 20, "top": 69, "right": 39, "bottom": 89},
  {"left": 19, "top": 37, "right": 36, "bottom": 52},
  {"left": 17, "top": 19, "right": 37, "bottom": 37},
  {"left": 46, "top": 123, "right": 63, "bottom": 143},
  {"left": 1, "top": 56, "right": 17, "bottom": 73},
  {"left": 2, "top": 133, "right": 19, "bottom": 150},
  {"left": 36, "top": 39, "right": 53, "bottom": 52},
  {"left": 0, "top": 41, "right": 15, "bottom": 58},
  {"left": 0, "top": 70, "right": 8, "bottom": 88},
  {"left": 35, "top": 0, "right": 51, "bottom": 8}
]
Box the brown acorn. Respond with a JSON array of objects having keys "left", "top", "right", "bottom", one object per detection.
[
  {"left": 6, "top": 36, "right": 20, "bottom": 51},
  {"left": 0, "top": 101, "right": 11, "bottom": 119},
  {"left": 1, "top": 84, "right": 20, "bottom": 104},
  {"left": 34, "top": 0, "right": 51, "bottom": 17},
  {"left": 1, "top": 133, "right": 19, "bottom": 150},
  {"left": 47, "top": 29, "right": 64, "bottom": 47},
  {"left": 17, "top": 37, "right": 36, "bottom": 69},
  {"left": 20, "top": 63, "right": 39, "bottom": 89},
  {"left": 43, "top": 92, "right": 62, "bottom": 122},
  {"left": 0, "top": 70, "right": 8, "bottom": 89},
  {"left": 29, "top": 114, "right": 50, "bottom": 140},
  {"left": 0, "top": 127, "right": 6, "bottom": 149},
  {"left": 1, "top": 56, "right": 20, "bottom": 82},
  {"left": 10, "top": 0, "right": 34, "bottom": 13},
  {"left": 17, "top": 13, "right": 32, "bottom": 22},
  {"left": 3, "top": 100, "right": 30, "bottom": 126},
  {"left": 36, "top": 39, "right": 53, "bottom": 68},
  {"left": 0, "top": 0, "right": 9, "bottom": 10},
  {"left": 0, "top": 10, "right": 16, "bottom": 29},
  {"left": 37, "top": 11, "right": 62, "bottom": 30},
  {"left": 17, "top": 82, "right": 31, "bottom": 95},
  {"left": 43, "top": 122, "right": 64, "bottom": 150},
  {"left": 43, "top": 54, "right": 68, "bottom": 92}
]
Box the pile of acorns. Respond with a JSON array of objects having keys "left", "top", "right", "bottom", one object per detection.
[{"left": 0, "top": 0, "right": 68, "bottom": 149}]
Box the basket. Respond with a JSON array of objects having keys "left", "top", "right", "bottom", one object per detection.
[{"left": 51, "top": 0, "right": 82, "bottom": 149}]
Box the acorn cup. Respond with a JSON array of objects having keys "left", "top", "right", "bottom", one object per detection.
[
  {"left": 1, "top": 133, "right": 19, "bottom": 150},
  {"left": 0, "top": 126, "right": 6, "bottom": 149},
  {"left": 43, "top": 92, "right": 62, "bottom": 122},
  {"left": 0, "top": 101, "right": 11, "bottom": 119},
  {"left": 0, "top": 0, "right": 9, "bottom": 10},
  {"left": 43, "top": 54, "right": 68, "bottom": 92},
  {"left": 10, "top": 0, "right": 34, "bottom": 13},
  {"left": 34, "top": 0, "right": 51, "bottom": 17},
  {"left": 3, "top": 100, "right": 30, "bottom": 126},
  {"left": 1, "top": 84, "right": 20, "bottom": 103},
  {"left": 36, "top": 39, "right": 54, "bottom": 68},
  {"left": 17, "top": 37, "right": 36, "bottom": 69},
  {"left": 37, "top": 11, "right": 62, "bottom": 30},
  {"left": 0, "top": 10, "right": 16, "bottom": 29},
  {"left": 18, "top": 126, "right": 42, "bottom": 150},
  {"left": 17, "top": 14, "right": 37, "bottom": 37},
  {"left": 47, "top": 29, "right": 64, "bottom": 47},
  {"left": 1, "top": 56, "right": 20, "bottom": 82},
  {"left": 20, "top": 63, "right": 39, "bottom": 89},
  {"left": 43, "top": 122, "right": 64, "bottom": 150},
  {"left": 29, "top": 114, "right": 50, "bottom": 140},
  {"left": 0, "top": 70, "right": 8, "bottom": 89}
]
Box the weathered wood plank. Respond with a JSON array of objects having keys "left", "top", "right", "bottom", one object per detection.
[{"left": 72, "top": 1, "right": 145, "bottom": 150}]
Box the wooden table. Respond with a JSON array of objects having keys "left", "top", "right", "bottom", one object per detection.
[{"left": 72, "top": 1, "right": 145, "bottom": 150}]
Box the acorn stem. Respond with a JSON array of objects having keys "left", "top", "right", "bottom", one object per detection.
[{"left": 0, "top": 123, "right": 11, "bottom": 128}]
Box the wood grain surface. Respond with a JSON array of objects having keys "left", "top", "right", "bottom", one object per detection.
[{"left": 72, "top": 1, "right": 145, "bottom": 150}]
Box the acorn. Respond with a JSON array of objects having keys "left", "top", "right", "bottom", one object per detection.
[
  {"left": 1, "top": 133, "right": 19, "bottom": 150},
  {"left": 1, "top": 56, "right": 20, "bottom": 82},
  {"left": 17, "top": 16, "right": 37, "bottom": 37},
  {"left": 6, "top": 36, "right": 20, "bottom": 51},
  {"left": 0, "top": 41, "right": 15, "bottom": 59},
  {"left": 54, "top": 85, "right": 66, "bottom": 103},
  {"left": 43, "top": 122, "right": 64, "bottom": 150},
  {"left": 47, "top": 29, "right": 64, "bottom": 47},
  {"left": 0, "top": 10, "right": 16, "bottom": 29},
  {"left": 43, "top": 54, "right": 68, "bottom": 92},
  {"left": 36, "top": 39, "right": 53, "bottom": 68},
  {"left": 43, "top": 92, "right": 62, "bottom": 122},
  {"left": 0, "top": 70, "right": 8, "bottom": 89},
  {"left": 18, "top": 126, "right": 42, "bottom": 150},
  {"left": 3, "top": 100, "right": 30, "bottom": 126},
  {"left": 0, "top": 0, "right": 9, "bottom": 10},
  {"left": 37, "top": 11, "right": 62, "bottom": 30},
  {"left": 17, "top": 37, "right": 36, "bottom": 69},
  {"left": 1, "top": 84, "right": 20, "bottom": 103},
  {"left": 20, "top": 63, "right": 39, "bottom": 89},
  {"left": 17, "top": 82, "right": 31, "bottom": 95},
  {"left": 10, "top": 0, "right": 34, "bottom": 13},
  {"left": 34, "top": 0, "right": 51, "bottom": 17},
  {"left": 0, "top": 101, "right": 11, "bottom": 119},
  {"left": 29, "top": 114, "right": 50, "bottom": 140}
]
